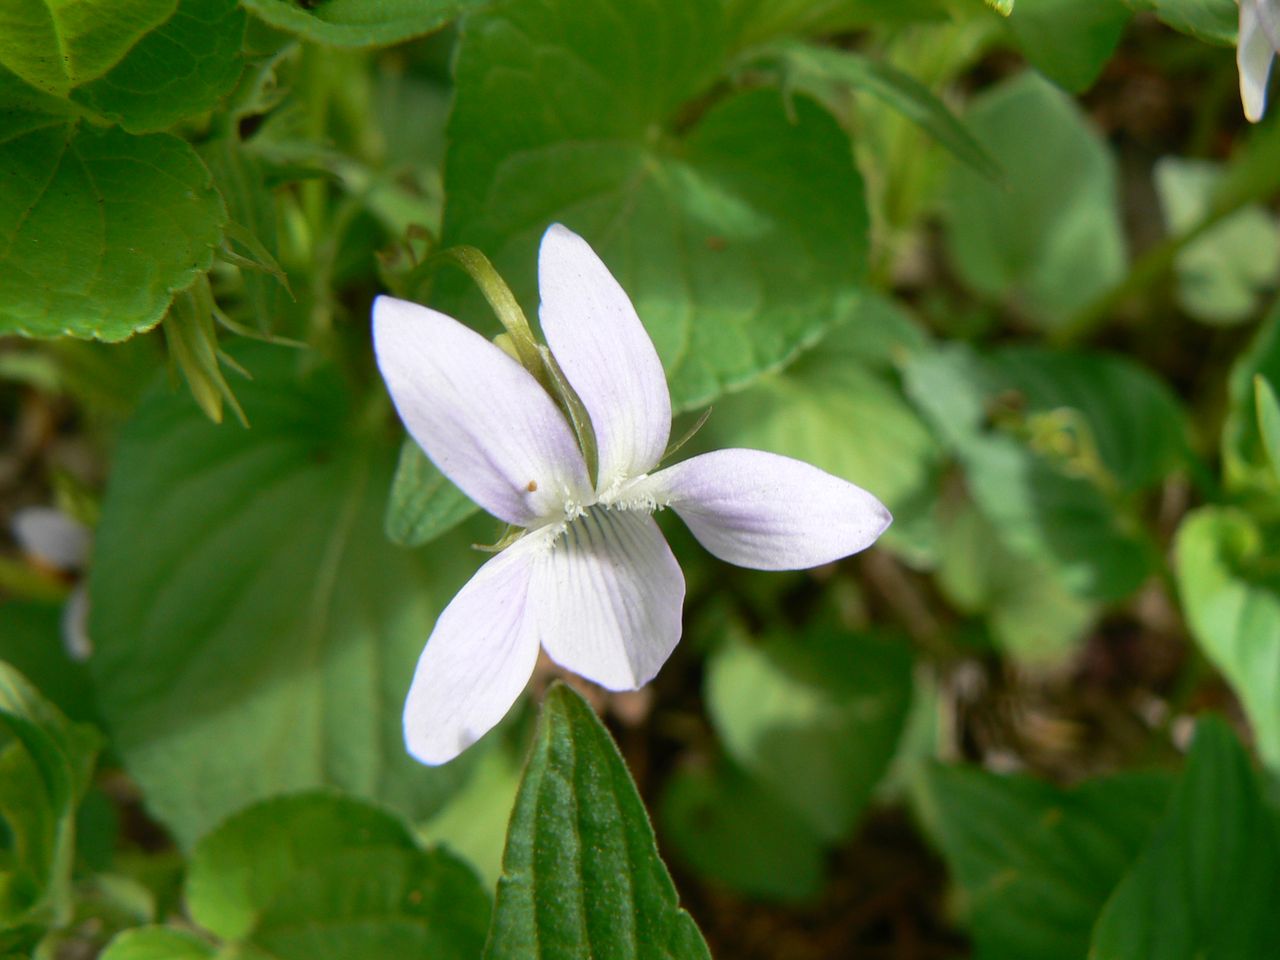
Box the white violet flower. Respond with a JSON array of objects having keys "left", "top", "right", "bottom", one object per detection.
[
  {"left": 374, "top": 224, "right": 891, "bottom": 764},
  {"left": 1239, "top": 0, "right": 1280, "bottom": 122}
]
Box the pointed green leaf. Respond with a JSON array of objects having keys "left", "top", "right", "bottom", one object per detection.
[
  {"left": 485, "top": 684, "right": 710, "bottom": 960},
  {"left": 1005, "top": 0, "right": 1131, "bottom": 92},
  {"left": 100, "top": 928, "right": 216, "bottom": 960},
  {"left": 1255, "top": 375, "right": 1280, "bottom": 482},
  {"left": 0, "top": 121, "right": 226, "bottom": 341},
  {"left": 241, "top": 0, "right": 478, "bottom": 47},
  {"left": 385, "top": 440, "right": 479, "bottom": 548},
  {"left": 1090, "top": 718, "right": 1280, "bottom": 959}
]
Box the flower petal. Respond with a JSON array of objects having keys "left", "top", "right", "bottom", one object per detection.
[
  {"left": 374, "top": 295, "right": 590, "bottom": 526},
  {"left": 644, "top": 449, "right": 892, "bottom": 571},
  {"left": 1239, "top": 0, "right": 1277, "bottom": 123},
  {"left": 12, "top": 506, "right": 92, "bottom": 571},
  {"left": 403, "top": 536, "right": 544, "bottom": 765},
  {"left": 531, "top": 508, "right": 685, "bottom": 691},
  {"left": 538, "top": 224, "right": 671, "bottom": 489}
]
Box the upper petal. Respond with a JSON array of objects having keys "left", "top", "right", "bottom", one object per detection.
[
  {"left": 530, "top": 508, "right": 685, "bottom": 691},
  {"left": 403, "top": 535, "right": 545, "bottom": 765},
  {"left": 538, "top": 224, "right": 671, "bottom": 490},
  {"left": 1239, "top": 0, "right": 1277, "bottom": 122},
  {"left": 374, "top": 295, "right": 591, "bottom": 526},
  {"left": 644, "top": 449, "right": 892, "bottom": 571}
]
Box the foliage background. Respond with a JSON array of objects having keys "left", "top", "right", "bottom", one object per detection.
[{"left": 1, "top": 0, "right": 1279, "bottom": 957}]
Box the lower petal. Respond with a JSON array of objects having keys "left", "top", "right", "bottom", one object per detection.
[
  {"left": 403, "top": 537, "right": 543, "bottom": 765},
  {"left": 531, "top": 508, "right": 685, "bottom": 691},
  {"left": 645, "top": 449, "right": 891, "bottom": 571},
  {"left": 1239, "top": 1, "right": 1277, "bottom": 122}
]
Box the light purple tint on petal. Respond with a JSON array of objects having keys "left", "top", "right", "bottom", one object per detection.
[
  {"left": 647, "top": 449, "right": 892, "bottom": 571},
  {"left": 532, "top": 508, "right": 685, "bottom": 691},
  {"left": 538, "top": 224, "right": 671, "bottom": 489},
  {"left": 1239, "top": 0, "right": 1277, "bottom": 122},
  {"left": 403, "top": 537, "right": 543, "bottom": 765},
  {"left": 12, "top": 507, "right": 91, "bottom": 571},
  {"left": 374, "top": 296, "right": 590, "bottom": 526}
]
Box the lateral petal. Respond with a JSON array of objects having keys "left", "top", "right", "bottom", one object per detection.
[
  {"left": 645, "top": 449, "right": 892, "bottom": 571},
  {"left": 374, "top": 295, "right": 590, "bottom": 526},
  {"left": 403, "top": 536, "right": 544, "bottom": 765},
  {"left": 1239, "top": 0, "right": 1277, "bottom": 123},
  {"left": 538, "top": 224, "right": 672, "bottom": 490},
  {"left": 531, "top": 508, "right": 685, "bottom": 691}
]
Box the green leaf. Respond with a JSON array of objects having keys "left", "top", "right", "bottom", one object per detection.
[
  {"left": 920, "top": 764, "right": 1171, "bottom": 960},
  {"left": 0, "top": 602, "right": 98, "bottom": 727},
  {"left": 1255, "top": 375, "right": 1280, "bottom": 483},
  {"left": 1130, "top": 0, "right": 1237, "bottom": 45},
  {"left": 705, "top": 628, "right": 913, "bottom": 841},
  {"left": 724, "top": 0, "right": 951, "bottom": 48},
  {"left": 0, "top": 0, "right": 174, "bottom": 97},
  {"left": 944, "top": 72, "right": 1126, "bottom": 329},
  {"left": 660, "top": 760, "right": 825, "bottom": 902},
  {"left": 385, "top": 440, "right": 479, "bottom": 548},
  {"left": 99, "top": 928, "right": 216, "bottom": 960},
  {"left": 186, "top": 792, "right": 490, "bottom": 960},
  {"left": 1155, "top": 157, "right": 1280, "bottom": 325},
  {"left": 241, "top": 0, "right": 477, "bottom": 47},
  {"left": 87, "top": 345, "right": 474, "bottom": 848},
  {"left": 70, "top": 0, "right": 247, "bottom": 133},
  {"left": 760, "top": 40, "right": 1000, "bottom": 180},
  {"left": 1224, "top": 299, "right": 1280, "bottom": 490},
  {"left": 0, "top": 121, "right": 226, "bottom": 341},
  {"left": 706, "top": 301, "right": 939, "bottom": 559},
  {"left": 0, "top": 662, "right": 101, "bottom": 932},
  {"left": 485, "top": 684, "right": 710, "bottom": 960},
  {"left": 1175, "top": 508, "right": 1280, "bottom": 773},
  {"left": 1090, "top": 717, "right": 1280, "bottom": 959},
  {"left": 444, "top": 0, "right": 870, "bottom": 410},
  {"left": 1005, "top": 0, "right": 1131, "bottom": 92}
]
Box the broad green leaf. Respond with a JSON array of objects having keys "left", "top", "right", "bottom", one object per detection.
[
  {"left": 1223, "top": 298, "right": 1280, "bottom": 490},
  {"left": 1005, "top": 0, "right": 1131, "bottom": 92},
  {"left": 71, "top": 0, "right": 246, "bottom": 133},
  {"left": 87, "top": 346, "right": 474, "bottom": 848},
  {"left": 1255, "top": 375, "right": 1280, "bottom": 482},
  {"left": 660, "top": 760, "right": 825, "bottom": 902},
  {"left": 920, "top": 764, "right": 1171, "bottom": 960},
  {"left": 759, "top": 40, "right": 1001, "bottom": 180},
  {"left": 1175, "top": 508, "right": 1280, "bottom": 772},
  {"left": 1155, "top": 157, "right": 1280, "bottom": 325},
  {"left": 706, "top": 628, "right": 912, "bottom": 840},
  {"left": 1130, "top": 0, "right": 1237, "bottom": 44},
  {"left": 936, "top": 501, "right": 1094, "bottom": 662},
  {"left": 99, "top": 928, "right": 216, "bottom": 960},
  {"left": 187, "top": 793, "right": 490, "bottom": 960},
  {"left": 1090, "top": 718, "right": 1280, "bottom": 959},
  {"left": 444, "top": 0, "right": 870, "bottom": 410},
  {"left": 0, "top": 0, "right": 173, "bottom": 97},
  {"left": 0, "top": 121, "right": 226, "bottom": 341},
  {"left": 707, "top": 303, "right": 939, "bottom": 559},
  {"left": 485, "top": 684, "right": 710, "bottom": 960},
  {"left": 241, "top": 0, "right": 477, "bottom": 47},
  {"left": 385, "top": 440, "right": 479, "bottom": 548},
  {"left": 944, "top": 72, "right": 1126, "bottom": 329},
  {"left": 0, "top": 662, "right": 101, "bottom": 933}
]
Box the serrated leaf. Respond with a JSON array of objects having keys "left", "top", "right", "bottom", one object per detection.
[
  {"left": 705, "top": 628, "right": 913, "bottom": 841},
  {"left": 485, "top": 684, "right": 710, "bottom": 960},
  {"left": 99, "top": 928, "right": 216, "bottom": 960},
  {"left": 920, "top": 764, "right": 1171, "bottom": 960},
  {"left": 763, "top": 40, "right": 1001, "bottom": 180},
  {"left": 1090, "top": 718, "right": 1280, "bottom": 959},
  {"left": 385, "top": 440, "right": 479, "bottom": 548},
  {"left": 0, "top": 0, "right": 174, "bottom": 97},
  {"left": 87, "top": 346, "right": 475, "bottom": 847},
  {"left": 944, "top": 72, "right": 1126, "bottom": 328},
  {"left": 660, "top": 760, "right": 825, "bottom": 902},
  {"left": 0, "top": 121, "right": 226, "bottom": 341},
  {"left": 1175, "top": 508, "right": 1280, "bottom": 773},
  {"left": 241, "top": 0, "right": 478, "bottom": 47},
  {"left": 186, "top": 793, "right": 490, "bottom": 960},
  {"left": 444, "top": 0, "right": 869, "bottom": 411},
  {"left": 1005, "top": 0, "right": 1131, "bottom": 92}
]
